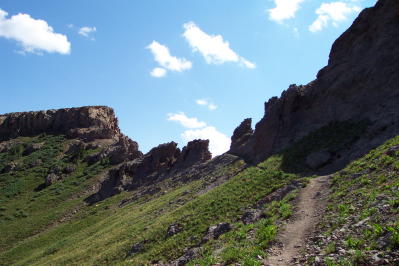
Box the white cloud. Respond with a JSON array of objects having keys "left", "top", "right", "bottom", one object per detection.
[
  {"left": 147, "top": 41, "right": 192, "bottom": 77},
  {"left": 78, "top": 26, "right": 96, "bottom": 39},
  {"left": 0, "top": 8, "right": 71, "bottom": 54},
  {"left": 196, "top": 99, "right": 218, "bottom": 111},
  {"left": 309, "top": 2, "right": 361, "bottom": 32},
  {"left": 196, "top": 99, "right": 207, "bottom": 106},
  {"left": 208, "top": 103, "right": 218, "bottom": 111},
  {"left": 181, "top": 126, "right": 231, "bottom": 157},
  {"left": 182, "top": 22, "right": 255, "bottom": 69},
  {"left": 167, "top": 112, "right": 230, "bottom": 156},
  {"left": 268, "top": 0, "right": 305, "bottom": 23},
  {"left": 150, "top": 67, "right": 167, "bottom": 78},
  {"left": 167, "top": 112, "right": 206, "bottom": 129}
]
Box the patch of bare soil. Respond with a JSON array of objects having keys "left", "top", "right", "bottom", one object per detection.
[{"left": 264, "top": 176, "right": 330, "bottom": 266}]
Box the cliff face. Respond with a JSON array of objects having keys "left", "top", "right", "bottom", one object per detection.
[
  {"left": 0, "top": 106, "right": 142, "bottom": 164},
  {"left": 230, "top": 0, "right": 399, "bottom": 165},
  {"left": 0, "top": 106, "right": 121, "bottom": 141}
]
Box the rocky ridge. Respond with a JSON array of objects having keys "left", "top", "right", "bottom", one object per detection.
[
  {"left": 230, "top": 0, "right": 399, "bottom": 172},
  {"left": 0, "top": 106, "right": 213, "bottom": 198}
]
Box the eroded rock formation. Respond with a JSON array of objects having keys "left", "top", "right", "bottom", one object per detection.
[
  {"left": 86, "top": 139, "right": 212, "bottom": 203},
  {"left": 0, "top": 106, "right": 142, "bottom": 165},
  {"left": 230, "top": 0, "right": 399, "bottom": 166}
]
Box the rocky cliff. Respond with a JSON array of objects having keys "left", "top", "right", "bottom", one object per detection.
[
  {"left": 230, "top": 0, "right": 399, "bottom": 170},
  {"left": 85, "top": 139, "right": 212, "bottom": 203}
]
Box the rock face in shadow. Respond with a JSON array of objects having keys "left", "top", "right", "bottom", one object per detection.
[
  {"left": 229, "top": 0, "right": 399, "bottom": 166},
  {"left": 85, "top": 139, "right": 212, "bottom": 204},
  {"left": 176, "top": 139, "right": 212, "bottom": 169},
  {"left": 229, "top": 118, "right": 253, "bottom": 160}
]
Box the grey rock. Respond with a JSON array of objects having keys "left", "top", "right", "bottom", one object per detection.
[{"left": 203, "top": 222, "right": 231, "bottom": 241}]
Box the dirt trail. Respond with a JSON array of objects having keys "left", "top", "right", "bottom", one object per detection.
[{"left": 265, "top": 176, "right": 330, "bottom": 266}]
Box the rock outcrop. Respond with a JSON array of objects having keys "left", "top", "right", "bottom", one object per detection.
[
  {"left": 0, "top": 106, "right": 142, "bottom": 165},
  {"left": 229, "top": 0, "right": 399, "bottom": 167},
  {"left": 86, "top": 139, "right": 212, "bottom": 203},
  {"left": 229, "top": 118, "right": 253, "bottom": 160},
  {"left": 176, "top": 139, "right": 212, "bottom": 169}
]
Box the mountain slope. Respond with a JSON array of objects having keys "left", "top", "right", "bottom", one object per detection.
[{"left": 1, "top": 0, "right": 399, "bottom": 265}]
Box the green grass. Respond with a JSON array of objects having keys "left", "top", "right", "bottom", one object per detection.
[
  {"left": 313, "top": 135, "right": 399, "bottom": 264},
  {"left": 0, "top": 135, "right": 111, "bottom": 253},
  {"left": 0, "top": 135, "right": 301, "bottom": 265}
]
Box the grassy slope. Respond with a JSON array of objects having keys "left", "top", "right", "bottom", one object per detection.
[
  {"left": 0, "top": 134, "right": 301, "bottom": 265},
  {"left": 306, "top": 136, "right": 399, "bottom": 265},
  {"left": 1, "top": 120, "right": 397, "bottom": 265}
]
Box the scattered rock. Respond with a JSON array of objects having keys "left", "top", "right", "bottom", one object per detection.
[
  {"left": 45, "top": 173, "right": 61, "bottom": 186},
  {"left": 127, "top": 241, "right": 144, "bottom": 257},
  {"left": 203, "top": 223, "right": 231, "bottom": 242},
  {"left": 241, "top": 209, "right": 264, "bottom": 225},
  {"left": 1, "top": 162, "right": 19, "bottom": 173},
  {"left": 22, "top": 142, "right": 44, "bottom": 156},
  {"left": 166, "top": 223, "right": 183, "bottom": 238},
  {"left": 174, "top": 247, "right": 201, "bottom": 266}
]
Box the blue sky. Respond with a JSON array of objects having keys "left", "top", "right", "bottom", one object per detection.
[{"left": 0, "top": 0, "right": 376, "bottom": 155}]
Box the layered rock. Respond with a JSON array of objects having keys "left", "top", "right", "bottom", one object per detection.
[
  {"left": 0, "top": 106, "right": 120, "bottom": 141},
  {"left": 0, "top": 106, "right": 142, "bottom": 165},
  {"left": 229, "top": 0, "right": 399, "bottom": 165}
]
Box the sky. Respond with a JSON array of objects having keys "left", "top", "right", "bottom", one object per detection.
[{"left": 0, "top": 0, "right": 376, "bottom": 156}]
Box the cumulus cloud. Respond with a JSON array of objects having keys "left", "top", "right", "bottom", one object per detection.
[
  {"left": 309, "top": 2, "right": 361, "bottom": 32},
  {"left": 167, "top": 112, "right": 206, "bottom": 129},
  {"left": 268, "top": 0, "right": 305, "bottom": 23},
  {"left": 147, "top": 41, "right": 192, "bottom": 77},
  {"left": 196, "top": 99, "right": 218, "bottom": 111},
  {"left": 0, "top": 8, "right": 71, "bottom": 54},
  {"left": 150, "top": 67, "right": 167, "bottom": 78},
  {"left": 181, "top": 126, "right": 231, "bottom": 157},
  {"left": 182, "top": 22, "right": 255, "bottom": 69},
  {"left": 78, "top": 26, "right": 96, "bottom": 39},
  {"left": 167, "top": 112, "right": 230, "bottom": 156}
]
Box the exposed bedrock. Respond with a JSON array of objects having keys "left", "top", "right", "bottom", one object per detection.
[{"left": 229, "top": 0, "right": 399, "bottom": 167}]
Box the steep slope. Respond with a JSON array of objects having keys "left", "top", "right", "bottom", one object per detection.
[{"left": 230, "top": 0, "right": 399, "bottom": 173}]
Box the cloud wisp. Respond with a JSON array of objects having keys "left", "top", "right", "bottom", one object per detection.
[
  {"left": 309, "top": 2, "right": 361, "bottom": 32},
  {"left": 167, "top": 112, "right": 230, "bottom": 156},
  {"left": 182, "top": 22, "right": 255, "bottom": 69},
  {"left": 0, "top": 8, "right": 70, "bottom": 55},
  {"left": 78, "top": 26, "right": 97, "bottom": 40},
  {"left": 147, "top": 41, "right": 192, "bottom": 78},
  {"left": 268, "top": 0, "right": 305, "bottom": 23},
  {"left": 167, "top": 112, "right": 206, "bottom": 129},
  {"left": 196, "top": 99, "right": 217, "bottom": 111}
]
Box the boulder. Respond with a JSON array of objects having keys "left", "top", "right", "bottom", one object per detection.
[
  {"left": 22, "top": 142, "right": 44, "bottom": 156},
  {"left": 203, "top": 222, "right": 232, "bottom": 241},
  {"left": 166, "top": 223, "right": 183, "bottom": 238},
  {"left": 45, "top": 173, "right": 61, "bottom": 186}
]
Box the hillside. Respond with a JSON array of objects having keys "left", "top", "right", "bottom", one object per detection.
[{"left": 1, "top": 0, "right": 399, "bottom": 265}]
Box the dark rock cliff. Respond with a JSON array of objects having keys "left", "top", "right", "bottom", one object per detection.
[
  {"left": 86, "top": 139, "right": 212, "bottom": 203},
  {"left": 230, "top": 0, "right": 399, "bottom": 168}
]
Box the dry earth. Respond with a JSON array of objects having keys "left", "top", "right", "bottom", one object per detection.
[{"left": 265, "top": 176, "right": 330, "bottom": 265}]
